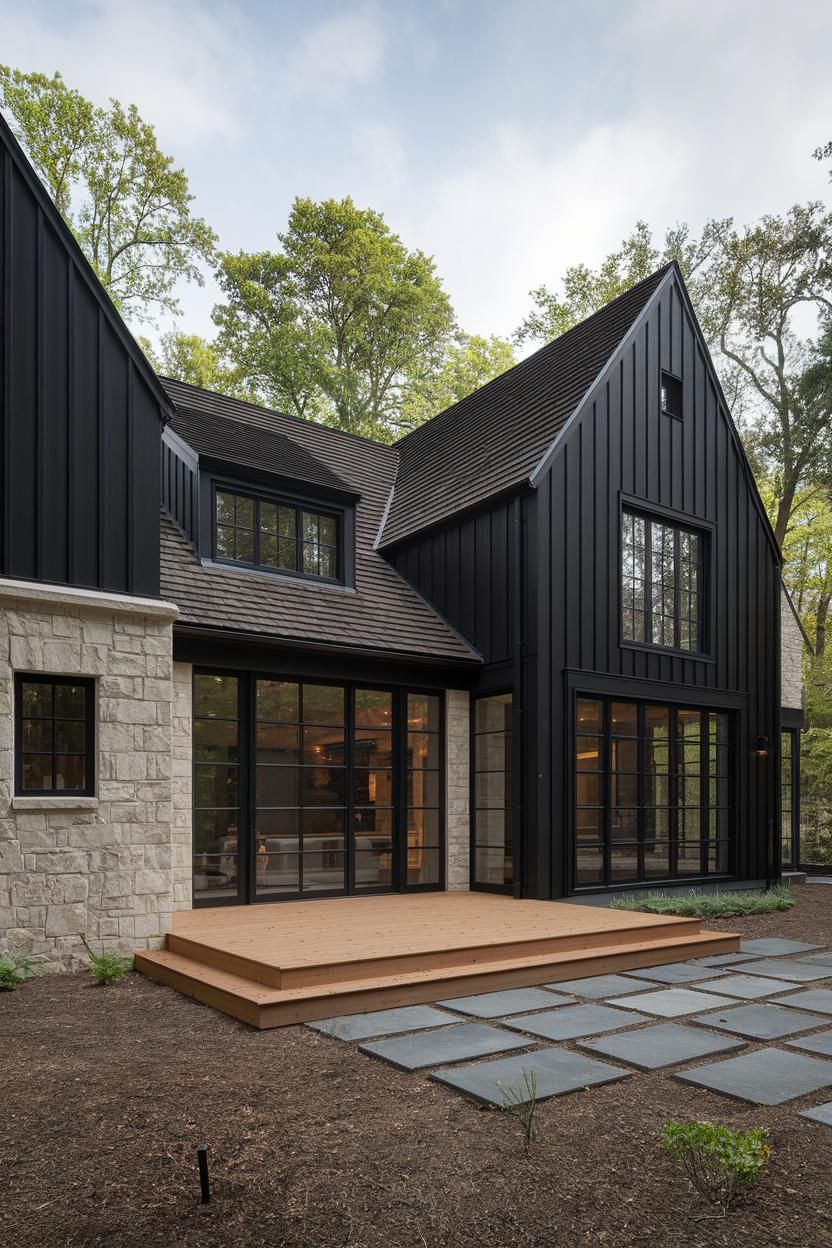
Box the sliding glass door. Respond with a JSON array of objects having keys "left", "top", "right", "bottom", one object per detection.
[{"left": 192, "top": 672, "right": 444, "bottom": 905}]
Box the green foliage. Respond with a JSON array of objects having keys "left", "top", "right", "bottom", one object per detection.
[
  {"left": 0, "top": 66, "right": 216, "bottom": 322},
  {"left": 140, "top": 332, "right": 257, "bottom": 402},
  {"left": 497, "top": 1069, "right": 538, "bottom": 1150},
  {"left": 610, "top": 885, "right": 795, "bottom": 918},
  {"left": 0, "top": 954, "right": 35, "bottom": 990},
  {"left": 82, "top": 939, "right": 132, "bottom": 986},
  {"left": 661, "top": 1120, "right": 771, "bottom": 1213},
  {"left": 399, "top": 333, "right": 516, "bottom": 429},
  {"left": 212, "top": 196, "right": 456, "bottom": 440}
]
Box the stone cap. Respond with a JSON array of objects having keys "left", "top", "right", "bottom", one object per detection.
[{"left": 0, "top": 578, "right": 179, "bottom": 621}]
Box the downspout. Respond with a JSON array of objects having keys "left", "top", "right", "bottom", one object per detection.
[{"left": 512, "top": 496, "right": 524, "bottom": 898}]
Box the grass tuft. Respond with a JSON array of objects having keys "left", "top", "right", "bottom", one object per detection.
[
  {"left": 0, "top": 954, "right": 36, "bottom": 990},
  {"left": 609, "top": 885, "right": 795, "bottom": 919},
  {"left": 82, "top": 938, "right": 133, "bottom": 986}
]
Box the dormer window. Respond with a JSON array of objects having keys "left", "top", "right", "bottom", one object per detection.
[{"left": 214, "top": 487, "right": 340, "bottom": 582}]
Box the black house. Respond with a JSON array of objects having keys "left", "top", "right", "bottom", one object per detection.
[{"left": 0, "top": 111, "right": 799, "bottom": 972}]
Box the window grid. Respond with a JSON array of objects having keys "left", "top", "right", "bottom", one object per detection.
[
  {"left": 15, "top": 676, "right": 94, "bottom": 796},
  {"left": 215, "top": 488, "right": 339, "bottom": 581},
  {"left": 574, "top": 697, "right": 732, "bottom": 889},
  {"left": 472, "top": 693, "right": 513, "bottom": 891},
  {"left": 622, "top": 510, "right": 704, "bottom": 652}
]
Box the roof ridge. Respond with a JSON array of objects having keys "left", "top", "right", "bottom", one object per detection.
[{"left": 394, "top": 261, "right": 674, "bottom": 450}]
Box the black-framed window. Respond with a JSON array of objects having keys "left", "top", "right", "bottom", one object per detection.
[
  {"left": 214, "top": 487, "right": 339, "bottom": 581},
  {"left": 574, "top": 696, "right": 732, "bottom": 889},
  {"left": 622, "top": 510, "right": 705, "bottom": 652},
  {"left": 472, "top": 692, "right": 513, "bottom": 891},
  {"left": 192, "top": 672, "right": 444, "bottom": 905},
  {"left": 661, "top": 371, "right": 683, "bottom": 419},
  {"left": 15, "top": 675, "right": 95, "bottom": 796},
  {"left": 781, "top": 728, "right": 799, "bottom": 869}
]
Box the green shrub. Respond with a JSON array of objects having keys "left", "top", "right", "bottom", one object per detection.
[
  {"left": 661, "top": 1120, "right": 771, "bottom": 1212},
  {"left": 0, "top": 955, "right": 35, "bottom": 990},
  {"left": 82, "top": 939, "right": 133, "bottom": 986},
  {"left": 610, "top": 885, "right": 795, "bottom": 919},
  {"left": 497, "top": 1069, "right": 538, "bottom": 1150}
]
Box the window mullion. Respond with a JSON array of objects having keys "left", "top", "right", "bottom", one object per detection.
[
  {"left": 51, "top": 681, "right": 57, "bottom": 792},
  {"left": 645, "top": 520, "right": 653, "bottom": 645},
  {"left": 673, "top": 528, "right": 681, "bottom": 650}
]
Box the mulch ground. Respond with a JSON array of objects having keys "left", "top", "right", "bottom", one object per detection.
[{"left": 3, "top": 889, "right": 832, "bottom": 1248}]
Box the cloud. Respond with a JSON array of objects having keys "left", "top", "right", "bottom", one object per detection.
[
  {"left": 0, "top": 0, "right": 253, "bottom": 149},
  {"left": 284, "top": 7, "right": 386, "bottom": 99}
]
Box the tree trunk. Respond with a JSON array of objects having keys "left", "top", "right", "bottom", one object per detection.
[{"left": 774, "top": 485, "right": 796, "bottom": 550}]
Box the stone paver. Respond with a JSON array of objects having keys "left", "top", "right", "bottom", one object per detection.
[
  {"left": 579, "top": 1022, "right": 744, "bottom": 1070},
  {"left": 772, "top": 989, "right": 832, "bottom": 1015},
  {"left": 704, "top": 974, "right": 800, "bottom": 999},
  {"left": 788, "top": 1031, "right": 832, "bottom": 1057},
  {"left": 614, "top": 988, "right": 737, "bottom": 1017},
  {"left": 307, "top": 1005, "right": 455, "bottom": 1041},
  {"left": 800, "top": 1102, "right": 832, "bottom": 1126},
  {"left": 738, "top": 958, "right": 832, "bottom": 982},
  {"left": 431, "top": 1046, "right": 630, "bottom": 1105},
  {"left": 503, "top": 1003, "right": 648, "bottom": 1041},
  {"left": 693, "top": 1002, "right": 827, "bottom": 1040},
  {"left": 740, "top": 938, "right": 823, "bottom": 956},
  {"left": 624, "top": 963, "right": 723, "bottom": 984},
  {"left": 691, "top": 953, "right": 759, "bottom": 967},
  {"left": 359, "top": 1023, "right": 527, "bottom": 1070},
  {"left": 799, "top": 952, "right": 832, "bottom": 968},
  {"left": 438, "top": 987, "right": 571, "bottom": 1018},
  {"left": 550, "top": 973, "right": 660, "bottom": 998},
  {"left": 676, "top": 1046, "right": 832, "bottom": 1105}
]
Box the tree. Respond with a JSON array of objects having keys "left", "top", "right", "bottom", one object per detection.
[
  {"left": 141, "top": 332, "right": 257, "bottom": 402},
  {"left": 399, "top": 333, "right": 516, "bottom": 429},
  {"left": 212, "top": 196, "right": 456, "bottom": 440},
  {"left": 814, "top": 140, "right": 832, "bottom": 181},
  {"left": 0, "top": 67, "right": 216, "bottom": 323},
  {"left": 515, "top": 209, "right": 832, "bottom": 548}
]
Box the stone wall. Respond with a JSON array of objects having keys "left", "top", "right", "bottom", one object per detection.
[
  {"left": 445, "top": 689, "right": 470, "bottom": 889},
  {"left": 781, "top": 586, "right": 805, "bottom": 711},
  {"left": 0, "top": 579, "right": 179, "bottom": 970},
  {"left": 171, "top": 661, "right": 193, "bottom": 910}
]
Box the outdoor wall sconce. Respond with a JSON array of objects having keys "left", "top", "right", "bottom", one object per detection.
[{"left": 753, "top": 736, "right": 769, "bottom": 757}]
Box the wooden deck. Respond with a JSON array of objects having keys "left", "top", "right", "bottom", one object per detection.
[{"left": 134, "top": 893, "right": 740, "bottom": 1029}]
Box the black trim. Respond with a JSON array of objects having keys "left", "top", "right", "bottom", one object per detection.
[
  {"left": 470, "top": 689, "right": 514, "bottom": 894},
  {"left": 14, "top": 673, "right": 95, "bottom": 796}
]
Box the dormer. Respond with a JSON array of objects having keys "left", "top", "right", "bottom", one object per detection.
[{"left": 161, "top": 396, "right": 359, "bottom": 588}]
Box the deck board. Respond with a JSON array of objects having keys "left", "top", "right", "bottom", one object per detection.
[{"left": 135, "top": 892, "right": 740, "bottom": 1028}]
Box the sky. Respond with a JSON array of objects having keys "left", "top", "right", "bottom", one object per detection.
[{"left": 2, "top": 0, "right": 830, "bottom": 348}]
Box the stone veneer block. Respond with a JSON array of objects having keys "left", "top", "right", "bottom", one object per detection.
[
  {"left": 438, "top": 987, "right": 572, "bottom": 1017},
  {"left": 431, "top": 1046, "right": 631, "bottom": 1105},
  {"left": 677, "top": 1047, "right": 832, "bottom": 1105},
  {"left": 504, "top": 1004, "right": 649, "bottom": 1041},
  {"left": 308, "top": 1005, "right": 455, "bottom": 1041},
  {"left": 360, "top": 1023, "right": 527, "bottom": 1070},
  {"left": 579, "top": 1022, "right": 745, "bottom": 1070}
]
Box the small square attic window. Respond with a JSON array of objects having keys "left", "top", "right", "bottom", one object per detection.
[{"left": 661, "top": 371, "right": 682, "bottom": 419}]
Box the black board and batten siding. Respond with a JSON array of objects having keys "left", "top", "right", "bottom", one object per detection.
[
  {"left": 0, "top": 116, "right": 168, "bottom": 597},
  {"left": 162, "top": 428, "right": 199, "bottom": 546},
  {"left": 533, "top": 273, "right": 780, "bottom": 898},
  {"left": 388, "top": 271, "right": 781, "bottom": 900}
]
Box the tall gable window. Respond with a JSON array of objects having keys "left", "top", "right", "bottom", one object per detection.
[
  {"left": 622, "top": 510, "right": 705, "bottom": 652},
  {"left": 214, "top": 488, "right": 339, "bottom": 581}
]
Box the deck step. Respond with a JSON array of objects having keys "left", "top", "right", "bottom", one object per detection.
[
  {"left": 135, "top": 928, "right": 739, "bottom": 1029},
  {"left": 165, "top": 914, "right": 702, "bottom": 990}
]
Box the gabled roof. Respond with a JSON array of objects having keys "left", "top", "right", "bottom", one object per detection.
[
  {"left": 379, "top": 264, "right": 672, "bottom": 549},
  {"left": 0, "top": 110, "right": 173, "bottom": 421},
  {"left": 166, "top": 380, "right": 354, "bottom": 499},
  {"left": 159, "top": 379, "right": 480, "bottom": 665}
]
